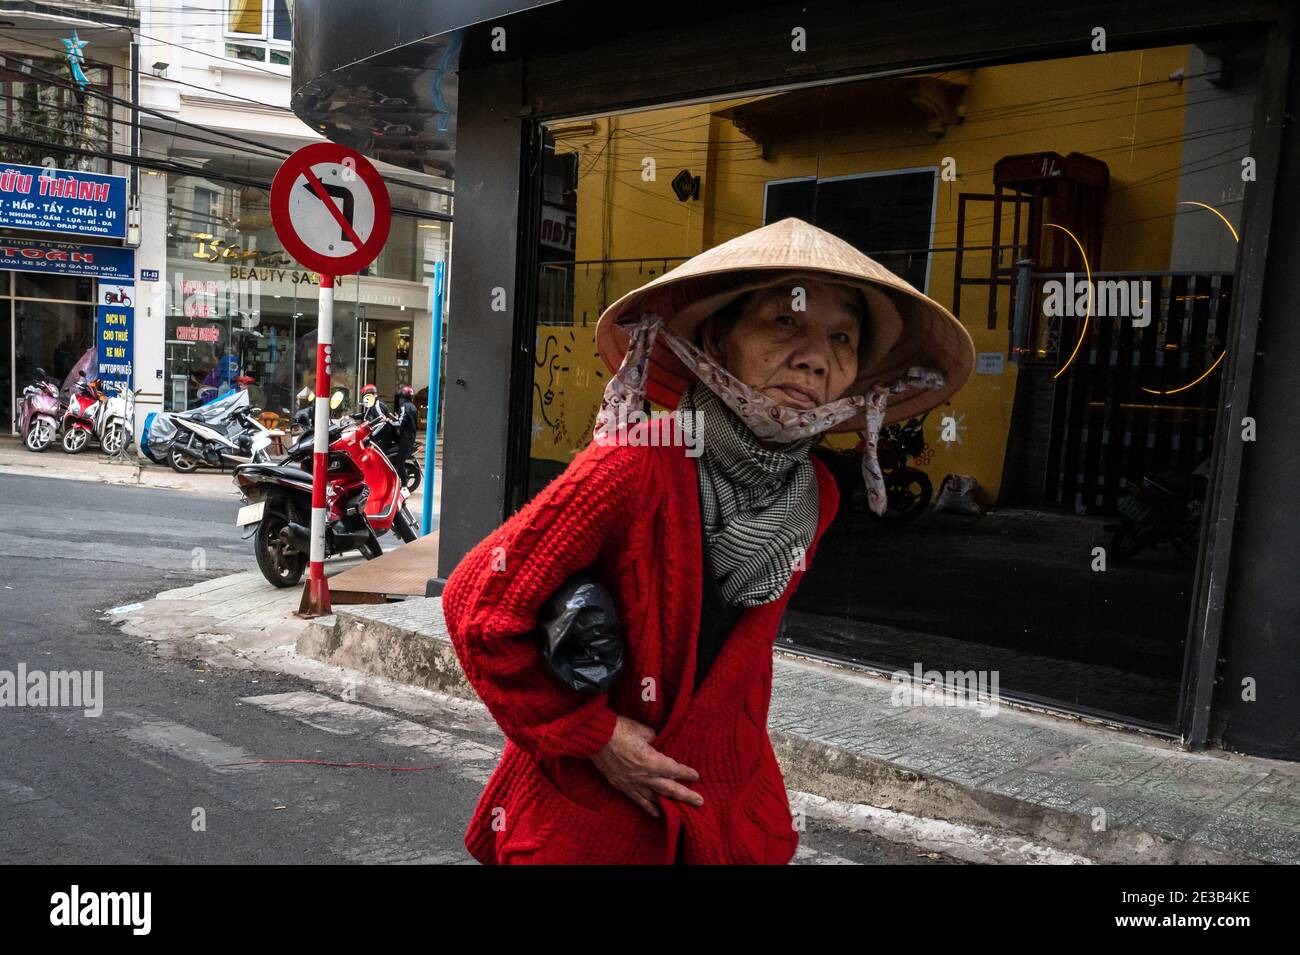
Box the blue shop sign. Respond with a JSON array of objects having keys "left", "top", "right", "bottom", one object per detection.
[
  {"left": 96, "top": 281, "right": 135, "bottom": 390},
  {"left": 0, "top": 237, "right": 134, "bottom": 280},
  {"left": 0, "top": 162, "right": 127, "bottom": 239}
]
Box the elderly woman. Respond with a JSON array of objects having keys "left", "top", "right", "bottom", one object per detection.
[{"left": 442, "top": 217, "right": 973, "bottom": 865}]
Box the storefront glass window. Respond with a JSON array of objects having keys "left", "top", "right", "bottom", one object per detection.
[
  {"left": 164, "top": 169, "right": 441, "bottom": 422},
  {"left": 3, "top": 272, "right": 97, "bottom": 431},
  {"left": 14, "top": 295, "right": 95, "bottom": 398},
  {"left": 527, "top": 41, "right": 1261, "bottom": 728}
]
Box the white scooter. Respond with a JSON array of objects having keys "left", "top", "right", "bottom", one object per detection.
[
  {"left": 98, "top": 383, "right": 142, "bottom": 456},
  {"left": 163, "top": 390, "right": 274, "bottom": 473}
]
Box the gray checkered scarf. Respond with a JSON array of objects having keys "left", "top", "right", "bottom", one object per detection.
[{"left": 674, "top": 380, "right": 819, "bottom": 607}]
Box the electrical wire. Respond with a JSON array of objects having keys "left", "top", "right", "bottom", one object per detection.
[
  {"left": 0, "top": 130, "right": 452, "bottom": 222},
  {"left": 0, "top": 46, "right": 456, "bottom": 200}
]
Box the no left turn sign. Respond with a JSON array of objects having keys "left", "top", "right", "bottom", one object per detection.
[{"left": 270, "top": 142, "right": 392, "bottom": 277}]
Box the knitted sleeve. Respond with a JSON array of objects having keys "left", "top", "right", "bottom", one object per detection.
[{"left": 440, "top": 440, "right": 648, "bottom": 762}]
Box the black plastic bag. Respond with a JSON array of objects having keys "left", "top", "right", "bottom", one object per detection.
[{"left": 537, "top": 573, "right": 624, "bottom": 693}]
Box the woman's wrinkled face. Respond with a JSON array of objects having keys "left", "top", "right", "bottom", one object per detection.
[{"left": 702, "top": 279, "right": 863, "bottom": 410}]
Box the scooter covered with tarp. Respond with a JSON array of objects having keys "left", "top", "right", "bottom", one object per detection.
[{"left": 146, "top": 390, "right": 273, "bottom": 472}]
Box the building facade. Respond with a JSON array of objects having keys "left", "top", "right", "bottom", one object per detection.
[
  {"left": 0, "top": 1, "right": 137, "bottom": 430},
  {"left": 299, "top": 0, "right": 1298, "bottom": 760},
  {"left": 134, "top": 0, "right": 451, "bottom": 431},
  {"left": 1, "top": 0, "right": 451, "bottom": 444}
]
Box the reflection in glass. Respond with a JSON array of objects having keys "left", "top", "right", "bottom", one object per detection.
[{"left": 525, "top": 42, "right": 1261, "bottom": 728}]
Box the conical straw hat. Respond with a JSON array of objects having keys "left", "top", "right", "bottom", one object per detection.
[{"left": 595, "top": 217, "right": 975, "bottom": 430}]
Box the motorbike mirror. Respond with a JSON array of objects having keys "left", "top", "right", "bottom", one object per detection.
[
  {"left": 330, "top": 391, "right": 345, "bottom": 410},
  {"left": 35, "top": 367, "right": 47, "bottom": 378}
]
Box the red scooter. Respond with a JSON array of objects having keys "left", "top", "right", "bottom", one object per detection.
[
  {"left": 61, "top": 376, "right": 107, "bottom": 454},
  {"left": 232, "top": 414, "right": 418, "bottom": 587}
]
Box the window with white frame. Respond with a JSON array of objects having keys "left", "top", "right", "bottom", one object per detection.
[{"left": 225, "top": 0, "right": 293, "bottom": 66}]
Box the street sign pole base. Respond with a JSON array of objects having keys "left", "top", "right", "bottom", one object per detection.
[{"left": 296, "top": 576, "right": 332, "bottom": 618}]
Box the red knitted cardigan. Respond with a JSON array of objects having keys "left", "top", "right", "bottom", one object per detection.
[{"left": 441, "top": 421, "right": 839, "bottom": 865}]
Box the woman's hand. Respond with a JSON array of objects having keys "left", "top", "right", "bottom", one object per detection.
[{"left": 591, "top": 716, "right": 704, "bottom": 817}]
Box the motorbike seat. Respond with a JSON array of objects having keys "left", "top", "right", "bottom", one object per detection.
[{"left": 236, "top": 463, "right": 314, "bottom": 484}]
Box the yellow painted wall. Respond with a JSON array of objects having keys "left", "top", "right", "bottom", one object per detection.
[{"left": 531, "top": 47, "right": 1195, "bottom": 497}]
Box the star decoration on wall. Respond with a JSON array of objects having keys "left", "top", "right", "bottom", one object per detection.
[{"left": 62, "top": 32, "right": 90, "bottom": 90}]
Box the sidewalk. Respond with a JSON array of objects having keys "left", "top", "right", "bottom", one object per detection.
[
  {"left": 1, "top": 435, "right": 239, "bottom": 496},
  {"left": 115, "top": 569, "right": 1300, "bottom": 865},
  {"left": 0, "top": 436, "right": 442, "bottom": 513}
]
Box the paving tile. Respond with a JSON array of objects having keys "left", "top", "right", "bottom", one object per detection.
[
  {"left": 1190, "top": 811, "right": 1300, "bottom": 865},
  {"left": 1121, "top": 756, "right": 1270, "bottom": 812},
  {"left": 1219, "top": 773, "right": 1300, "bottom": 831},
  {"left": 984, "top": 770, "right": 1101, "bottom": 813}
]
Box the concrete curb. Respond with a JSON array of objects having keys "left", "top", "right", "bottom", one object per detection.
[
  {"left": 298, "top": 600, "right": 1286, "bottom": 865},
  {"left": 296, "top": 605, "right": 472, "bottom": 702},
  {"left": 770, "top": 734, "right": 1251, "bottom": 866}
]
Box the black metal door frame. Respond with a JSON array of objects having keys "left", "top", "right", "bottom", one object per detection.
[
  {"left": 1178, "top": 7, "right": 1294, "bottom": 748},
  {"left": 503, "top": 118, "right": 548, "bottom": 518}
]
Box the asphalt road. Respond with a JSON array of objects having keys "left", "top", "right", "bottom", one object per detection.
[{"left": 0, "top": 472, "right": 960, "bottom": 864}]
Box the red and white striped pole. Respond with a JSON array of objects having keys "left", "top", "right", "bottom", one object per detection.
[{"left": 304, "top": 273, "right": 334, "bottom": 615}]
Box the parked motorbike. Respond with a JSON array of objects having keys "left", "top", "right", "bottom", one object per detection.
[
  {"left": 1106, "top": 459, "right": 1211, "bottom": 563},
  {"left": 233, "top": 414, "right": 418, "bottom": 587},
  {"left": 816, "top": 411, "right": 934, "bottom": 524},
  {"left": 17, "top": 369, "right": 63, "bottom": 452},
  {"left": 396, "top": 454, "right": 423, "bottom": 494},
  {"left": 61, "top": 376, "right": 108, "bottom": 454},
  {"left": 285, "top": 405, "right": 422, "bottom": 492},
  {"left": 97, "top": 382, "right": 141, "bottom": 456},
  {"left": 151, "top": 390, "right": 274, "bottom": 473}
]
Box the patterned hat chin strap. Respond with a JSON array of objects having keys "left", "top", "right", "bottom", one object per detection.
[{"left": 593, "top": 312, "right": 946, "bottom": 515}]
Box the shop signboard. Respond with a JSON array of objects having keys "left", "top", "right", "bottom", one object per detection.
[
  {"left": 0, "top": 237, "right": 134, "bottom": 280},
  {"left": 95, "top": 281, "right": 135, "bottom": 390},
  {"left": 0, "top": 162, "right": 128, "bottom": 239}
]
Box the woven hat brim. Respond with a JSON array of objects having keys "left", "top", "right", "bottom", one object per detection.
[{"left": 594, "top": 218, "right": 975, "bottom": 429}]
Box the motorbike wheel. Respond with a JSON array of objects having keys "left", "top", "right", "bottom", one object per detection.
[
  {"left": 873, "top": 467, "right": 933, "bottom": 525},
  {"left": 254, "top": 508, "right": 307, "bottom": 587},
  {"left": 100, "top": 421, "right": 127, "bottom": 455},
  {"left": 401, "top": 461, "right": 422, "bottom": 493},
  {"left": 24, "top": 422, "right": 54, "bottom": 452},
  {"left": 393, "top": 505, "right": 418, "bottom": 543},
  {"left": 169, "top": 448, "right": 201, "bottom": 473},
  {"left": 62, "top": 427, "right": 89, "bottom": 454}
]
